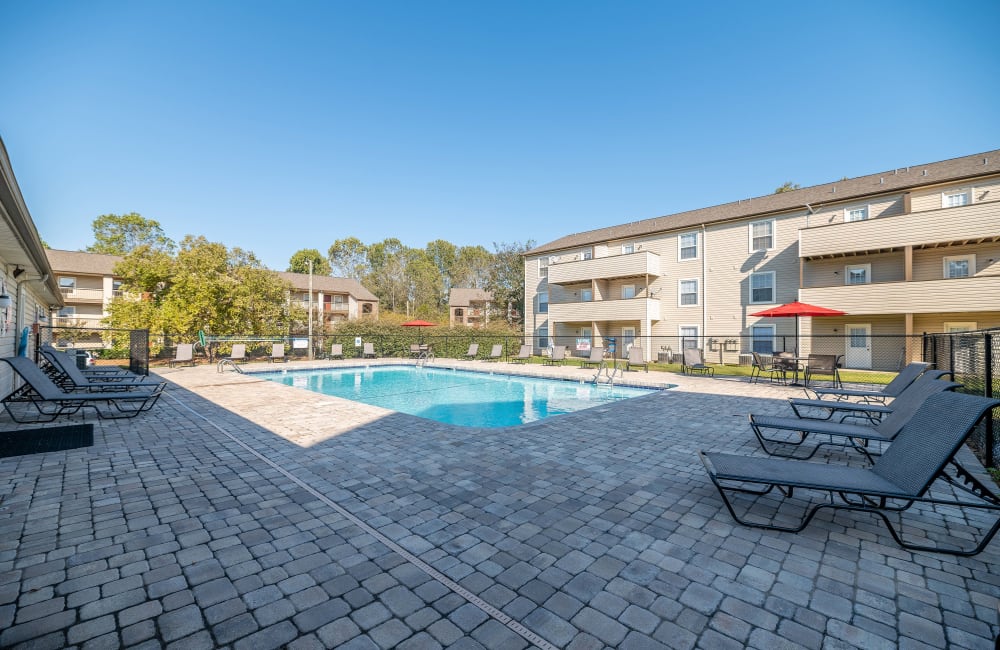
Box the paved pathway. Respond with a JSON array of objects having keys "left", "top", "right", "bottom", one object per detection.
[{"left": 1, "top": 358, "right": 997, "bottom": 649}]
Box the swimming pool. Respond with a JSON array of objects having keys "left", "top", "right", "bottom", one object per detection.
[{"left": 258, "top": 365, "right": 659, "bottom": 427}]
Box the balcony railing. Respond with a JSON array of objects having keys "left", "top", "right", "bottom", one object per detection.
[
  {"left": 548, "top": 297, "right": 661, "bottom": 322},
  {"left": 53, "top": 315, "right": 106, "bottom": 327},
  {"left": 59, "top": 287, "right": 105, "bottom": 302},
  {"left": 800, "top": 275, "right": 1000, "bottom": 315},
  {"left": 548, "top": 251, "right": 661, "bottom": 285},
  {"left": 323, "top": 303, "right": 349, "bottom": 312}
]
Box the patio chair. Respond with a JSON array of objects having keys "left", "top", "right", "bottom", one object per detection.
[
  {"left": 39, "top": 345, "right": 138, "bottom": 379},
  {"left": 169, "top": 343, "right": 196, "bottom": 368},
  {"left": 748, "top": 376, "right": 961, "bottom": 460},
  {"left": 464, "top": 343, "right": 479, "bottom": 360},
  {"left": 789, "top": 369, "right": 953, "bottom": 422},
  {"left": 511, "top": 344, "right": 532, "bottom": 363},
  {"left": 363, "top": 342, "right": 377, "bottom": 359},
  {"left": 409, "top": 343, "right": 423, "bottom": 358},
  {"left": 701, "top": 391, "right": 1000, "bottom": 555},
  {"left": 581, "top": 347, "right": 604, "bottom": 369},
  {"left": 223, "top": 344, "right": 247, "bottom": 365},
  {"left": 0, "top": 356, "right": 166, "bottom": 423},
  {"left": 773, "top": 351, "right": 802, "bottom": 382},
  {"left": 749, "top": 352, "right": 786, "bottom": 385},
  {"left": 544, "top": 345, "right": 566, "bottom": 366},
  {"left": 39, "top": 347, "right": 164, "bottom": 393},
  {"left": 269, "top": 343, "right": 287, "bottom": 363},
  {"left": 486, "top": 344, "right": 503, "bottom": 361},
  {"left": 626, "top": 346, "right": 648, "bottom": 372},
  {"left": 808, "top": 361, "right": 931, "bottom": 403},
  {"left": 327, "top": 343, "right": 344, "bottom": 359},
  {"left": 682, "top": 348, "right": 714, "bottom": 377},
  {"left": 803, "top": 354, "right": 842, "bottom": 389}
]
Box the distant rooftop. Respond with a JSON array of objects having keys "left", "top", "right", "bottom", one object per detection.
[
  {"left": 46, "top": 249, "right": 122, "bottom": 275},
  {"left": 449, "top": 287, "right": 492, "bottom": 307},
  {"left": 275, "top": 271, "right": 378, "bottom": 301}
]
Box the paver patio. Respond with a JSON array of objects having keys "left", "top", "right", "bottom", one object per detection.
[{"left": 1, "top": 358, "right": 997, "bottom": 649}]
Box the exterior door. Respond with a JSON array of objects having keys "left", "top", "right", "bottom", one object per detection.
[
  {"left": 844, "top": 323, "right": 872, "bottom": 369},
  {"left": 621, "top": 327, "right": 636, "bottom": 352}
]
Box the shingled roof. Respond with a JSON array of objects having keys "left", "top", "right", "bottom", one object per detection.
[
  {"left": 449, "top": 287, "right": 492, "bottom": 307},
  {"left": 529, "top": 149, "right": 1000, "bottom": 255},
  {"left": 46, "top": 249, "right": 122, "bottom": 275},
  {"left": 275, "top": 272, "right": 378, "bottom": 301}
]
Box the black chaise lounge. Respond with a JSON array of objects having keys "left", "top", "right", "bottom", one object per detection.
[
  {"left": 748, "top": 376, "right": 960, "bottom": 460},
  {"left": 788, "top": 369, "right": 951, "bottom": 421},
  {"left": 1, "top": 357, "right": 165, "bottom": 422},
  {"left": 701, "top": 391, "right": 1000, "bottom": 556},
  {"left": 40, "top": 346, "right": 159, "bottom": 392},
  {"left": 807, "top": 361, "right": 931, "bottom": 403}
]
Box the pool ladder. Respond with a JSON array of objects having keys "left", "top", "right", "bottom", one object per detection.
[
  {"left": 217, "top": 358, "right": 244, "bottom": 374},
  {"left": 592, "top": 360, "right": 618, "bottom": 386},
  {"left": 415, "top": 350, "right": 435, "bottom": 367}
]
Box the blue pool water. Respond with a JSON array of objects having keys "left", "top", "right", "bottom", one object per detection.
[{"left": 258, "top": 366, "right": 659, "bottom": 427}]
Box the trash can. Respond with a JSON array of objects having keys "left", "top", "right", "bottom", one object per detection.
[{"left": 73, "top": 350, "right": 89, "bottom": 370}]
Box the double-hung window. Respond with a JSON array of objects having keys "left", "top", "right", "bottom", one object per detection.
[
  {"left": 845, "top": 206, "right": 869, "bottom": 222},
  {"left": 749, "top": 272, "right": 775, "bottom": 304},
  {"left": 538, "top": 258, "right": 549, "bottom": 278},
  {"left": 845, "top": 264, "right": 871, "bottom": 285},
  {"left": 537, "top": 291, "right": 549, "bottom": 313},
  {"left": 943, "top": 254, "right": 975, "bottom": 279},
  {"left": 622, "top": 242, "right": 635, "bottom": 255},
  {"left": 749, "top": 219, "right": 774, "bottom": 251},
  {"left": 679, "top": 279, "right": 698, "bottom": 306},
  {"left": 580, "top": 288, "right": 593, "bottom": 302},
  {"left": 581, "top": 249, "right": 593, "bottom": 260},
  {"left": 751, "top": 325, "right": 775, "bottom": 354},
  {"left": 943, "top": 190, "right": 971, "bottom": 208},
  {"left": 679, "top": 232, "right": 698, "bottom": 260},
  {"left": 679, "top": 326, "right": 699, "bottom": 349},
  {"left": 621, "top": 284, "right": 636, "bottom": 300}
]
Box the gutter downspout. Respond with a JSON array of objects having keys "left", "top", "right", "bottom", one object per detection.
[{"left": 701, "top": 225, "right": 708, "bottom": 349}]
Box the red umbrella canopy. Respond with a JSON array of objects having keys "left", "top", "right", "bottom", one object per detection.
[
  {"left": 750, "top": 301, "right": 846, "bottom": 318},
  {"left": 401, "top": 319, "right": 436, "bottom": 327}
]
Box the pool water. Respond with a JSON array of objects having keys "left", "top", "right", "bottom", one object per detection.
[{"left": 259, "top": 365, "right": 659, "bottom": 427}]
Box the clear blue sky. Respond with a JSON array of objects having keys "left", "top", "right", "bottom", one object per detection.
[{"left": 2, "top": 1, "right": 998, "bottom": 271}]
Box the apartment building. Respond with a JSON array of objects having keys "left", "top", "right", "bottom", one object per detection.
[
  {"left": 525, "top": 150, "right": 1000, "bottom": 370},
  {"left": 449, "top": 288, "right": 492, "bottom": 327},
  {"left": 276, "top": 272, "right": 379, "bottom": 324},
  {"left": 47, "top": 249, "right": 122, "bottom": 334}
]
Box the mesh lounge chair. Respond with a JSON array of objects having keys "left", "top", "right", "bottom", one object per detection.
[
  {"left": 682, "top": 348, "right": 715, "bottom": 377},
  {"left": 1, "top": 356, "right": 165, "bottom": 423},
  {"left": 40, "top": 345, "right": 138, "bottom": 379},
  {"left": 626, "top": 346, "right": 648, "bottom": 372},
  {"left": 223, "top": 344, "right": 247, "bottom": 365},
  {"left": 748, "top": 376, "right": 961, "bottom": 459},
  {"left": 363, "top": 342, "right": 376, "bottom": 358},
  {"left": 803, "top": 354, "right": 842, "bottom": 389},
  {"left": 169, "top": 343, "right": 196, "bottom": 368},
  {"left": 808, "top": 361, "right": 931, "bottom": 403},
  {"left": 464, "top": 343, "right": 479, "bottom": 360},
  {"left": 40, "top": 347, "right": 163, "bottom": 393},
  {"left": 749, "top": 352, "right": 786, "bottom": 384},
  {"left": 581, "top": 347, "right": 604, "bottom": 369},
  {"left": 701, "top": 391, "right": 1000, "bottom": 556},
  {"left": 789, "top": 369, "right": 952, "bottom": 421},
  {"left": 328, "top": 344, "right": 344, "bottom": 360},
  {"left": 511, "top": 344, "right": 532, "bottom": 363},
  {"left": 487, "top": 344, "right": 503, "bottom": 361},
  {"left": 269, "top": 343, "right": 287, "bottom": 363},
  {"left": 544, "top": 345, "right": 566, "bottom": 366}
]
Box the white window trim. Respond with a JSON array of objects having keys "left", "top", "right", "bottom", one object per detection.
[
  {"left": 943, "top": 321, "right": 977, "bottom": 333},
  {"left": 943, "top": 254, "right": 975, "bottom": 279},
  {"left": 58, "top": 276, "right": 77, "bottom": 290},
  {"left": 748, "top": 219, "right": 775, "bottom": 252},
  {"left": 678, "top": 278, "right": 699, "bottom": 307},
  {"left": 942, "top": 189, "right": 972, "bottom": 208},
  {"left": 537, "top": 291, "right": 549, "bottom": 312},
  {"left": 58, "top": 306, "right": 76, "bottom": 317},
  {"left": 538, "top": 258, "right": 548, "bottom": 278},
  {"left": 581, "top": 249, "right": 593, "bottom": 260},
  {"left": 749, "top": 271, "right": 776, "bottom": 305},
  {"left": 679, "top": 325, "right": 700, "bottom": 349},
  {"left": 844, "top": 205, "right": 870, "bottom": 222},
  {"left": 845, "top": 263, "right": 872, "bottom": 285},
  {"left": 751, "top": 324, "right": 776, "bottom": 353},
  {"left": 622, "top": 242, "right": 636, "bottom": 255},
  {"left": 622, "top": 284, "right": 636, "bottom": 300},
  {"left": 678, "top": 231, "right": 699, "bottom": 261},
  {"left": 580, "top": 288, "right": 593, "bottom": 302}
]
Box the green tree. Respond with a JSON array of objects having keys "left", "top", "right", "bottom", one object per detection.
[
  {"left": 87, "top": 212, "right": 174, "bottom": 255},
  {"left": 288, "top": 248, "right": 332, "bottom": 275},
  {"left": 328, "top": 237, "right": 369, "bottom": 280},
  {"left": 774, "top": 182, "right": 801, "bottom": 194},
  {"left": 405, "top": 249, "right": 444, "bottom": 314},
  {"left": 453, "top": 245, "right": 492, "bottom": 290},
  {"left": 367, "top": 238, "right": 408, "bottom": 311},
  {"left": 488, "top": 240, "right": 533, "bottom": 324}
]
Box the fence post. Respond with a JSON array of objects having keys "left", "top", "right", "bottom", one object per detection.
[{"left": 985, "top": 332, "right": 995, "bottom": 468}]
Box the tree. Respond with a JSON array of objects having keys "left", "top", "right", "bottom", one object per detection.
[
  {"left": 288, "top": 249, "right": 332, "bottom": 275},
  {"left": 488, "top": 240, "right": 534, "bottom": 324},
  {"left": 366, "top": 238, "right": 408, "bottom": 312},
  {"left": 328, "top": 237, "right": 369, "bottom": 280},
  {"left": 87, "top": 212, "right": 174, "bottom": 255},
  {"left": 405, "top": 249, "right": 444, "bottom": 315},
  {"left": 774, "top": 182, "right": 801, "bottom": 194},
  {"left": 453, "top": 245, "right": 492, "bottom": 290}
]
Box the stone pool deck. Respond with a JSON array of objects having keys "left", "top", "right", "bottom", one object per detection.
[{"left": 0, "top": 358, "right": 997, "bottom": 649}]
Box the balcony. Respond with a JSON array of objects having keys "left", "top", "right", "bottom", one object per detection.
[
  {"left": 548, "top": 251, "right": 661, "bottom": 285},
  {"left": 800, "top": 200, "right": 1000, "bottom": 259},
  {"left": 548, "top": 297, "right": 661, "bottom": 323},
  {"left": 59, "top": 287, "right": 105, "bottom": 303},
  {"left": 323, "top": 303, "right": 349, "bottom": 313},
  {"left": 800, "top": 275, "right": 1000, "bottom": 315},
  {"left": 52, "top": 315, "right": 106, "bottom": 328}
]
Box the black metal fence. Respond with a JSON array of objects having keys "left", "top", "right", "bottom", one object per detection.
[{"left": 35, "top": 326, "right": 149, "bottom": 376}]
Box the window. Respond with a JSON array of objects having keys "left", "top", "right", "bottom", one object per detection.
[
  {"left": 112, "top": 279, "right": 123, "bottom": 297},
  {"left": 679, "top": 326, "right": 699, "bottom": 349},
  {"left": 538, "top": 291, "right": 548, "bottom": 313},
  {"left": 749, "top": 272, "right": 775, "bottom": 304},
  {"left": 580, "top": 288, "right": 593, "bottom": 302},
  {"left": 845, "top": 264, "right": 871, "bottom": 285},
  {"left": 679, "top": 232, "right": 698, "bottom": 260},
  {"left": 751, "top": 325, "right": 775, "bottom": 354},
  {"left": 58, "top": 306, "right": 75, "bottom": 317},
  {"left": 622, "top": 284, "right": 636, "bottom": 300},
  {"left": 538, "top": 258, "right": 549, "bottom": 278},
  {"left": 845, "top": 206, "right": 869, "bottom": 222},
  {"left": 58, "top": 276, "right": 76, "bottom": 291},
  {"left": 538, "top": 327, "right": 548, "bottom": 349},
  {"left": 943, "top": 254, "right": 975, "bottom": 279},
  {"left": 749, "top": 219, "right": 774, "bottom": 251},
  {"left": 454, "top": 308, "right": 464, "bottom": 318},
  {"left": 943, "top": 190, "right": 971, "bottom": 208},
  {"left": 944, "top": 322, "right": 976, "bottom": 333},
  {"left": 679, "top": 279, "right": 698, "bottom": 306},
  {"left": 362, "top": 303, "right": 373, "bottom": 314},
  {"left": 622, "top": 243, "right": 635, "bottom": 254},
  {"left": 582, "top": 249, "right": 593, "bottom": 260}
]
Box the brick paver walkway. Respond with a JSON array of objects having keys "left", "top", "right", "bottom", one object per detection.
[{"left": 1, "top": 359, "right": 997, "bottom": 649}]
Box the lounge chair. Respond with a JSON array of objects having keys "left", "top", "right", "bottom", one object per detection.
[
  {"left": 544, "top": 345, "right": 566, "bottom": 366},
  {"left": 363, "top": 342, "right": 376, "bottom": 359},
  {"left": 223, "top": 344, "right": 247, "bottom": 365},
  {"left": 269, "top": 343, "right": 287, "bottom": 363},
  {"left": 40, "top": 345, "right": 138, "bottom": 379},
  {"left": 748, "top": 376, "right": 961, "bottom": 459},
  {"left": 40, "top": 348, "right": 164, "bottom": 393},
  {"left": 329, "top": 343, "right": 344, "bottom": 360},
  {"left": 464, "top": 343, "right": 479, "bottom": 360},
  {"left": 486, "top": 344, "right": 503, "bottom": 361},
  {"left": 0, "top": 356, "right": 165, "bottom": 423},
  {"left": 581, "top": 347, "right": 604, "bottom": 369},
  {"left": 701, "top": 391, "right": 1000, "bottom": 555},
  {"left": 169, "top": 343, "right": 196, "bottom": 368},
  {"left": 511, "top": 344, "right": 532, "bottom": 363},
  {"left": 808, "top": 361, "right": 931, "bottom": 403},
  {"left": 682, "top": 348, "right": 714, "bottom": 377},
  {"left": 802, "top": 354, "right": 842, "bottom": 389},
  {"left": 789, "top": 369, "right": 952, "bottom": 421},
  {"left": 409, "top": 343, "right": 423, "bottom": 358},
  {"left": 625, "top": 346, "right": 648, "bottom": 372},
  {"left": 749, "top": 351, "right": 786, "bottom": 384}
]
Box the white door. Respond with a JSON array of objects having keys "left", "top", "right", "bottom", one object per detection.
[
  {"left": 621, "top": 327, "right": 636, "bottom": 351},
  {"left": 844, "top": 323, "right": 872, "bottom": 369}
]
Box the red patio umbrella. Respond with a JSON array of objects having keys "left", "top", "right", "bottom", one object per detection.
[
  {"left": 402, "top": 319, "right": 436, "bottom": 343},
  {"left": 750, "top": 301, "right": 846, "bottom": 355}
]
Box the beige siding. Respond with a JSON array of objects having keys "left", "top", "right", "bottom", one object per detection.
[
  {"left": 910, "top": 175, "right": 1000, "bottom": 212},
  {"left": 911, "top": 242, "right": 1000, "bottom": 281},
  {"left": 803, "top": 252, "right": 905, "bottom": 288},
  {"left": 801, "top": 275, "right": 1000, "bottom": 314},
  {"left": 808, "top": 193, "right": 906, "bottom": 226},
  {"left": 913, "top": 312, "right": 1000, "bottom": 332}
]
